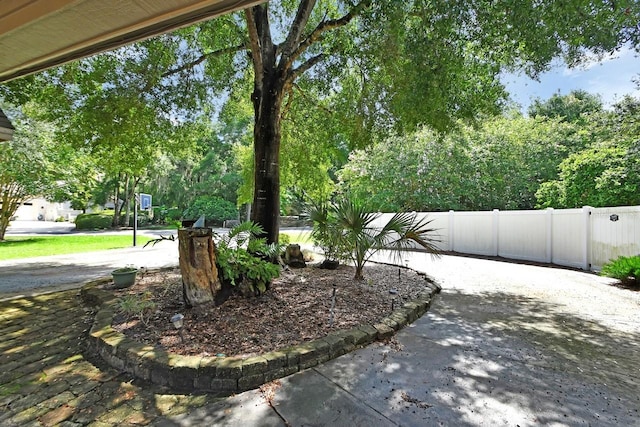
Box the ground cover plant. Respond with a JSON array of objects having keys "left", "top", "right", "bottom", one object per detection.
[
  {"left": 600, "top": 255, "right": 640, "bottom": 288},
  {"left": 0, "top": 235, "right": 152, "bottom": 260}
]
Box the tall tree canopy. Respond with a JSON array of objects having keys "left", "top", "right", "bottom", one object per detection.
[
  {"left": 1, "top": 36, "right": 209, "bottom": 226},
  {"left": 219, "top": 0, "right": 640, "bottom": 241},
  {"left": 536, "top": 95, "right": 640, "bottom": 208},
  {"left": 339, "top": 114, "right": 581, "bottom": 211},
  {"left": 528, "top": 90, "right": 603, "bottom": 123},
  {"left": 0, "top": 105, "right": 64, "bottom": 240}
]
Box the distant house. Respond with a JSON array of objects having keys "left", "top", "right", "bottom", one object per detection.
[
  {"left": 14, "top": 198, "right": 82, "bottom": 222},
  {"left": 0, "top": 107, "right": 14, "bottom": 141}
]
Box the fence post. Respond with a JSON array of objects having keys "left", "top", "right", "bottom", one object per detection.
[
  {"left": 493, "top": 209, "right": 500, "bottom": 256},
  {"left": 546, "top": 208, "right": 554, "bottom": 264},
  {"left": 448, "top": 210, "right": 455, "bottom": 251},
  {"left": 582, "top": 206, "right": 592, "bottom": 270}
]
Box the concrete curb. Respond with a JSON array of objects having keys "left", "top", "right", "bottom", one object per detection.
[{"left": 80, "top": 275, "right": 441, "bottom": 396}]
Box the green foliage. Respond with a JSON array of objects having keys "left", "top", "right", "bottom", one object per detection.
[
  {"left": 113, "top": 265, "right": 137, "bottom": 273},
  {"left": 340, "top": 115, "right": 578, "bottom": 212},
  {"left": 307, "top": 200, "right": 349, "bottom": 264},
  {"left": 537, "top": 145, "right": 640, "bottom": 208},
  {"left": 152, "top": 206, "right": 182, "bottom": 225},
  {"left": 535, "top": 96, "right": 640, "bottom": 208},
  {"left": 310, "top": 196, "right": 440, "bottom": 279},
  {"left": 600, "top": 256, "right": 640, "bottom": 286},
  {"left": 2, "top": 35, "right": 211, "bottom": 228},
  {"left": 529, "top": 90, "right": 603, "bottom": 123},
  {"left": 278, "top": 233, "right": 291, "bottom": 246},
  {"left": 128, "top": 211, "right": 151, "bottom": 227},
  {"left": 74, "top": 213, "right": 112, "bottom": 230},
  {"left": 0, "top": 105, "right": 64, "bottom": 240},
  {"left": 215, "top": 222, "right": 280, "bottom": 294},
  {"left": 118, "top": 292, "right": 157, "bottom": 326},
  {"left": 183, "top": 196, "right": 238, "bottom": 225}
]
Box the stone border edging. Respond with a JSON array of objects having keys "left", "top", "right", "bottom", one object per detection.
[{"left": 80, "top": 276, "right": 441, "bottom": 395}]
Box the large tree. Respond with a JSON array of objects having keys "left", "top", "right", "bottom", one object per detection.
[
  {"left": 0, "top": 105, "right": 62, "bottom": 240},
  {"left": 536, "top": 95, "right": 640, "bottom": 208},
  {"left": 528, "top": 90, "right": 603, "bottom": 124},
  {"left": 1, "top": 35, "right": 209, "bottom": 226},
  {"left": 339, "top": 114, "right": 581, "bottom": 211},
  {"left": 195, "top": 0, "right": 639, "bottom": 242}
]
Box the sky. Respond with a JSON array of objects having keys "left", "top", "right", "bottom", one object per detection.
[{"left": 502, "top": 47, "right": 640, "bottom": 113}]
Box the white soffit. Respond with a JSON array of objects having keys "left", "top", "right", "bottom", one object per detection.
[{"left": 0, "top": 0, "right": 264, "bottom": 82}]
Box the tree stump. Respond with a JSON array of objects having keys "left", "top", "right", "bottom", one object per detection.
[{"left": 178, "top": 228, "right": 221, "bottom": 307}]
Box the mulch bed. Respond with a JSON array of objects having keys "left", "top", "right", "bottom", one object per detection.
[{"left": 109, "top": 263, "right": 434, "bottom": 358}]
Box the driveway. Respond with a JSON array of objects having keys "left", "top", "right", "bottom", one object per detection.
[
  {"left": 1, "top": 241, "right": 639, "bottom": 425},
  {"left": 165, "top": 252, "right": 640, "bottom": 426}
]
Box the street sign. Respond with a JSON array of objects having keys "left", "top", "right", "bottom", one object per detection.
[{"left": 140, "top": 193, "right": 152, "bottom": 210}]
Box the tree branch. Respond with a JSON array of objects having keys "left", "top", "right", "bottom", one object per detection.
[
  {"left": 245, "top": 7, "right": 264, "bottom": 79},
  {"left": 286, "top": 0, "right": 371, "bottom": 69},
  {"left": 161, "top": 44, "right": 248, "bottom": 78},
  {"left": 279, "top": 0, "right": 316, "bottom": 61},
  {"left": 288, "top": 53, "right": 325, "bottom": 82},
  {"left": 292, "top": 83, "right": 334, "bottom": 115}
]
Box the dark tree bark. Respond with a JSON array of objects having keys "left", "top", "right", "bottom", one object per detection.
[
  {"left": 244, "top": 1, "right": 368, "bottom": 244},
  {"left": 246, "top": 5, "right": 286, "bottom": 244}
]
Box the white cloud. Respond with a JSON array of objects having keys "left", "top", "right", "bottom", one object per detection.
[{"left": 562, "top": 46, "right": 633, "bottom": 76}]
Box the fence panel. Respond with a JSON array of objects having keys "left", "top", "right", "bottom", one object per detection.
[
  {"left": 371, "top": 205, "right": 638, "bottom": 271},
  {"left": 498, "top": 210, "right": 549, "bottom": 263},
  {"left": 548, "top": 208, "right": 586, "bottom": 269},
  {"left": 452, "top": 211, "right": 496, "bottom": 256},
  {"left": 590, "top": 206, "right": 640, "bottom": 270}
]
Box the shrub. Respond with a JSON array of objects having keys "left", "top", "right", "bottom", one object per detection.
[
  {"left": 183, "top": 196, "right": 238, "bottom": 226},
  {"left": 152, "top": 206, "right": 182, "bottom": 225},
  {"left": 309, "top": 196, "right": 441, "bottom": 279},
  {"left": 600, "top": 255, "right": 640, "bottom": 286},
  {"left": 128, "top": 210, "right": 151, "bottom": 227},
  {"left": 278, "top": 233, "right": 291, "bottom": 246},
  {"left": 215, "top": 222, "right": 280, "bottom": 295},
  {"left": 75, "top": 212, "right": 112, "bottom": 230},
  {"left": 307, "top": 200, "right": 350, "bottom": 267}
]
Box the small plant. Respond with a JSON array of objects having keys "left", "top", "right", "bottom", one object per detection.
[
  {"left": 215, "top": 221, "right": 280, "bottom": 294},
  {"left": 112, "top": 265, "right": 137, "bottom": 273},
  {"left": 307, "top": 200, "right": 349, "bottom": 268},
  {"left": 118, "top": 292, "right": 157, "bottom": 326},
  {"left": 310, "top": 195, "right": 440, "bottom": 280},
  {"left": 115, "top": 266, "right": 137, "bottom": 273},
  {"left": 600, "top": 255, "right": 640, "bottom": 287}
]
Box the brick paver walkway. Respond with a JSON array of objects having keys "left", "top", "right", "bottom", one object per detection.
[{"left": 0, "top": 291, "right": 218, "bottom": 427}]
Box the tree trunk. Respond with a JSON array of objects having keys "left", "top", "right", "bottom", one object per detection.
[
  {"left": 178, "top": 227, "right": 222, "bottom": 307},
  {"left": 112, "top": 175, "right": 122, "bottom": 227},
  {"left": 250, "top": 66, "right": 286, "bottom": 244}
]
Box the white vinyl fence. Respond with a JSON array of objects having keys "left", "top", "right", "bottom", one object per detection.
[{"left": 374, "top": 206, "right": 640, "bottom": 271}]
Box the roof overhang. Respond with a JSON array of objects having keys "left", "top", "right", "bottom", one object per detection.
[{"left": 0, "top": 0, "right": 264, "bottom": 83}]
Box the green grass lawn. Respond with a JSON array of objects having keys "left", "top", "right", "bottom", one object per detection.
[
  {"left": 0, "top": 235, "right": 153, "bottom": 261},
  {"left": 281, "top": 229, "right": 313, "bottom": 244}
]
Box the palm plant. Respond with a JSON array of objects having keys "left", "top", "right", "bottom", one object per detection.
[
  {"left": 307, "top": 200, "right": 348, "bottom": 268},
  {"left": 311, "top": 197, "right": 441, "bottom": 279}
]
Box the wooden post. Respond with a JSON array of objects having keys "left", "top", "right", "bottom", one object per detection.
[{"left": 178, "top": 228, "right": 221, "bottom": 307}]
